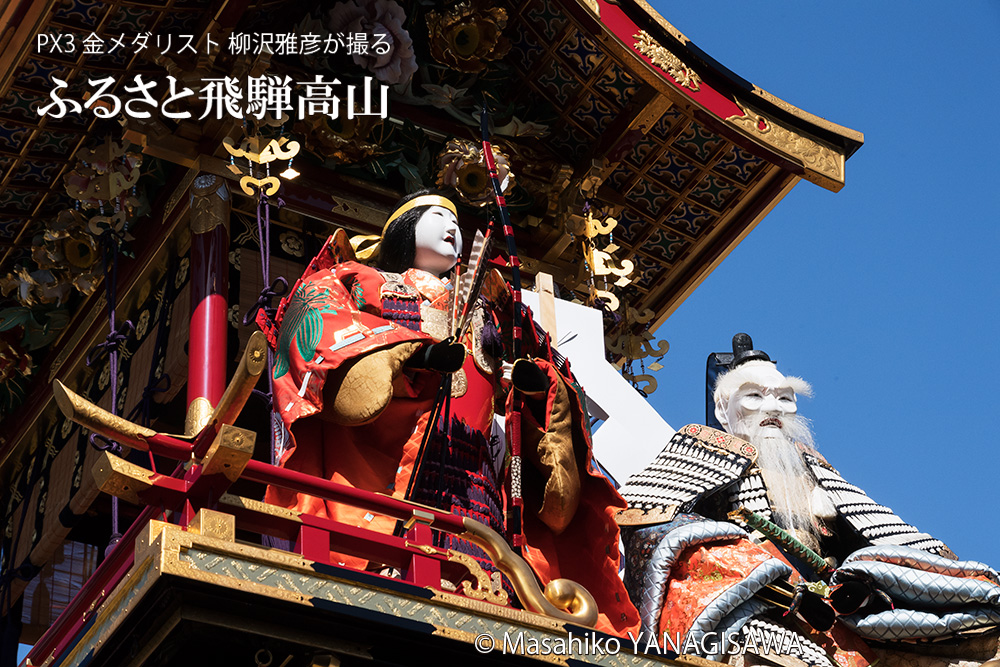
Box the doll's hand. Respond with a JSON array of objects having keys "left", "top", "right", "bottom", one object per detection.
[
  {"left": 407, "top": 339, "right": 466, "bottom": 373},
  {"left": 511, "top": 358, "right": 549, "bottom": 396}
]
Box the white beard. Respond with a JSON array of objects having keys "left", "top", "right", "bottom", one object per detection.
[{"left": 738, "top": 414, "right": 836, "bottom": 551}]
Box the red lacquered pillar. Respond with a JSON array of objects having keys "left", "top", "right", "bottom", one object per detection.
[{"left": 185, "top": 174, "right": 230, "bottom": 435}]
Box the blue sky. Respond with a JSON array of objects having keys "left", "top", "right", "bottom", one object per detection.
[{"left": 644, "top": 1, "right": 1000, "bottom": 563}]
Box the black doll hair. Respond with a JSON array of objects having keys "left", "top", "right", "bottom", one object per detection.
[{"left": 376, "top": 188, "right": 451, "bottom": 273}]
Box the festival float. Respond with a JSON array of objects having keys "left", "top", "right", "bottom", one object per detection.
[{"left": 14, "top": 0, "right": 981, "bottom": 665}]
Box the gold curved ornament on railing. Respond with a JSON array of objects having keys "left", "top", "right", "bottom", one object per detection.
[{"left": 460, "top": 517, "right": 599, "bottom": 626}]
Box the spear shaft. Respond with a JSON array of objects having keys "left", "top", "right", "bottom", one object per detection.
[{"left": 480, "top": 102, "right": 526, "bottom": 543}]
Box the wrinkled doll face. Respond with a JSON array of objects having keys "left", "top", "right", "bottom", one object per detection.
[
  {"left": 413, "top": 205, "right": 462, "bottom": 276},
  {"left": 724, "top": 365, "right": 798, "bottom": 439}
]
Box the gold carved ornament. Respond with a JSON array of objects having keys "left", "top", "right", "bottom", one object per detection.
[
  {"left": 223, "top": 134, "right": 302, "bottom": 197},
  {"left": 568, "top": 205, "right": 669, "bottom": 395},
  {"left": 425, "top": 1, "right": 512, "bottom": 74},
  {"left": 574, "top": 208, "right": 633, "bottom": 312},
  {"left": 435, "top": 138, "right": 514, "bottom": 207},
  {"left": 9, "top": 137, "right": 145, "bottom": 308},
  {"left": 606, "top": 307, "right": 669, "bottom": 396},
  {"left": 64, "top": 136, "right": 143, "bottom": 207},
  {"left": 189, "top": 174, "right": 232, "bottom": 236},
  {"left": 444, "top": 549, "right": 509, "bottom": 606},
  {"left": 726, "top": 101, "right": 844, "bottom": 183},
  {"left": 633, "top": 31, "right": 702, "bottom": 92}
]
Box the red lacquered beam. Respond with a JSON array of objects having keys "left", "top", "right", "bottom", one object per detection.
[
  {"left": 242, "top": 460, "right": 468, "bottom": 534},
  {"left": 220, "top": 497, "right": 454, "bottom": 572},
  {"left": 146, "top": 433, "right": 197, "bottom": 461},
  {"left": 126, "top": 471, "right": 190, "bottom": 508}
]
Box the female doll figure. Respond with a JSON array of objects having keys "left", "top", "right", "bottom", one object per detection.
[{"left": 260, "top": 190, "right": 638, "bottom": 636}]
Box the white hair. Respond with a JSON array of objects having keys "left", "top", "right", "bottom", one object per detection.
[
  {"left": 747, "top": 413, "right": 835, "bottom": 551},
  {"left": 713, "top": 360, "right": 813, "bottom": 405}
]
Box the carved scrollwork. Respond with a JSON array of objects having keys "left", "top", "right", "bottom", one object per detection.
[
  {"left": 446, "top": 549, "right": 509, "bottom": 606},
  {"left": 727, "top": 101, "right": 844, "bottom": 183}
]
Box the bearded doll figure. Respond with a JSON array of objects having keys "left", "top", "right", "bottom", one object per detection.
[
  {"left": 257, "top": 190, "right": 638, "bottom": 636},
  {"left": 616, "top": 334, "right": 1000, "bottom": 667}
]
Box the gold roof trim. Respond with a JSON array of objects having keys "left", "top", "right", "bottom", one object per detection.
[
  {"left": 727, "top": 100, "right": 845, "bottom": 191},
  {"left": 627, "top": 0, "right": 864, "bottom": 146}
]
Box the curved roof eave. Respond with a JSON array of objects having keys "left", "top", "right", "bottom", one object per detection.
[{"left": 625, "top": 0, "right": 865, "bottom": 157}]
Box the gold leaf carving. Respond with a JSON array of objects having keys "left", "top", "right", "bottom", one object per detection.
[
  {"left": 727, "top": 101, "right": 844, "bottom": 183},
  {"left": 447, "top": 549, "right": 509, "bottom": 606},
  {"left": 633, "top": 31, "right": 701, "bottom": 91}
]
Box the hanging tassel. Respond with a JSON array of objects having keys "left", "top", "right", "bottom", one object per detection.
[{"left": 481, "top": 314, "right": 504, "bottom": 359}]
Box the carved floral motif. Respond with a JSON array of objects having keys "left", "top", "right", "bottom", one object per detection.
[
  {"left": 62, "top": 137, "right": 143, "bottom": 211},
  {"left": 435, "top": 138, "right": 514, "bottom": 207},
  {"left": 31, "top": 209, "right": 102, "bottom": 297},
  {"left": 328, "top": 0, "right": 418, "bottom": 85},
  {"left": 633, "top": 31, "right": 701, "bottom": 91},
  {"left": 293, "top": 112, "right": 385, "bottom": 165},
  {"left": 0, "top": 332, "right": 32, "bottom": 420},
  {"left": 426, "top": 1, "right": 512, "bottom": 73}
]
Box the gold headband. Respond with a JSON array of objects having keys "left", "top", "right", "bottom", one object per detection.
[
  {"left": 351, "top": 195, "right": 458, "bottom": 263},
  {"left": 384, "top": 194, "right": 457, "bottom": 228}
]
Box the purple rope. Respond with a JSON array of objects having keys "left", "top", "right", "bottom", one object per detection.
[
  {"left": 254, "top": 194, "right": 286, "bottom": 464},
  {"left": 241, "top": 276, "right": 288, "bottom": 327},
  {"left": 86, "top": 230, "right": 131, "bottom": 555},
  {"left": 256, "top": 195, "right": 270, "bottom": 286}
]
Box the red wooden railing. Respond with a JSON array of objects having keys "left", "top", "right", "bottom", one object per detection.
[{"left": 25, "top": 429, "right": 485, "bottom": 667}]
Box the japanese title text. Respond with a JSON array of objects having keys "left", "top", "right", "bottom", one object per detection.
[
  {"left": 35, "top": 31, "right": 390, "bottom": 57},
  {"left": 37, "top": 75, "right": 388, "bottom": 121}
]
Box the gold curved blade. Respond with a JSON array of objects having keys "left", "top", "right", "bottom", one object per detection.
[
  {"left": 52, "top": 380, "right": 156, "bottom": 450},
  {"left": 208, "top": 330, "right": 269, "bottom": 429}
]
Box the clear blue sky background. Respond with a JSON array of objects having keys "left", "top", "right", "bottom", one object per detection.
[{"left": 644, "top": 1, "right": 999, "bottom": 564}]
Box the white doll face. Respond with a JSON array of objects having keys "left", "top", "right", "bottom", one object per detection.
[
  {"left": 720, "top": 364, "right": 798, "bottom": 439},
  {"left": 413, "top": 205, "right": 462, "bottom": 276}
]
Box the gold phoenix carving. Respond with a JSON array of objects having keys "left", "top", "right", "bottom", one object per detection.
[{"left": 633, "top": 31, "right": 702, "bottom": 91}]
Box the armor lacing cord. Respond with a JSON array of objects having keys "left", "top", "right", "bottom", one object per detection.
[{"left": 404, "top": 372, "right": 453, "bottom": 503}]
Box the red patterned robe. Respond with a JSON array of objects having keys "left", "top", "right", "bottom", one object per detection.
[{"left": 260, "top": 236, "right": 638, "bottom": 636}]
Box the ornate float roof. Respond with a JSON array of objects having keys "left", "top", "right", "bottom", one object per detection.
[{"left": 0, "top": 0, "right": 861, "bottom": 558}]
